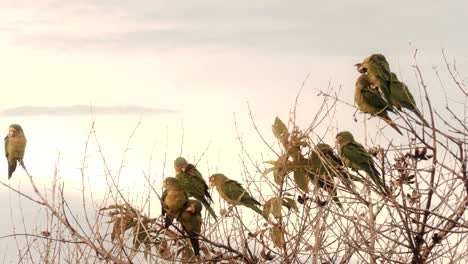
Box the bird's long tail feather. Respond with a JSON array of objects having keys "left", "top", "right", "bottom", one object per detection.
[
  {"left": 378, "top": 112, "right": 403, "bottom": 135},
  {"left": 247, "top": 204, "right": 267, "bottom": 219},
  {"left": 205, "top": 191, "right": 213, "bottom": 203},
  {"left": 413, "top": 109, "right": 430, "bottom": 126},
  {"left": 164, "top": 215, "right": 174, "bottom": 229},
  {"left": 8, "top": 161, "right": 17, "bottom": 180},
  {"left": 333, "top": 196, "right": 344, "bottom": 209},
  {"left": 366, "top": 164, "right": 390, "bottom": 195},
  {"left": 189, "top": 236, "right": 200, "bottom": 256},
  {"left": 202, "top": 201, "right": 218, "bottom": 220},
  {"left": 368, "top": 169, "right": 390, "bottom": 195}
]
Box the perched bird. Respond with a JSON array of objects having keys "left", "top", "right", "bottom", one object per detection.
[
  {"left": 179, "top": 199, "right": 203, "bottom": 257},
  {"left": 4, "top": 124, "right": 27, "bottom": 179},
  {"left": 335, "top": 131, "right": 387, "bottom": 194},
  {"left": 209, "top": 173, "right": 264, "bottom": 217},
  {"left": 356, "top": 54, "right": 393, "bottom": 106},
  {"left": 161, "top": 177, "right": 188, "bottom": 228},
  {"left": 389, "top": 73, "right": 429, "bottom": 126},
  {"left": 307, "top": 144, "right": 344, "bottom": 208},
  {"left": 174, "top": 157, "right": 217, "bottom": 220},
  {"left": 355, "top": 74, "right": 403, "bottom": 135}
]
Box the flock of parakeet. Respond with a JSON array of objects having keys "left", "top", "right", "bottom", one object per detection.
[
  {"left": 157, "top": 54, "right": 429, "bottom": 256},
  {"left": 335, "top": 54, "right": 428, "bottom": 194},
  {"left": 354, "top": 54, "right": 429, "bottom": 134},
  {"left": 4, "top": 53, "right": 428, "bottom": 258},
  {"left": 161, "top": 157, "right": 263, "bottom": 256}
]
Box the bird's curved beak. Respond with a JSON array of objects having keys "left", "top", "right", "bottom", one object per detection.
[
  {"left": 355, "top": 63, "right": 367, "bottom": 74},
  {"left": 8, "top": 128, "right": 16, "bottom": 137},
  {"left": 162, "top": 180, "right": 167, "bottom": 188},
  {"left": 181, "top": 165, "right": 187, "bottom": 172},
  {"left": 187, "top": 203, "right": 196, "bottom": 213}
]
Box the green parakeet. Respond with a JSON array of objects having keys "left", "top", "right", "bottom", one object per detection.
[
  {"left": 336, "top": 131, "right": 388, "bottom": 194},
  {"left": 174, "top": 157, "right": 217, "bottom": 220},
  {"left": 355, "top": 74, "right": 403, "bottom": 135},
  {"left": 389, "top": 73, "right": 429, "bottom": 126},
  {"left": 179, "top": 199, "right": 203, "bottom": 257},
  {"left": 4, "top": 124, "right": 27, "bottom": 179},
  {"left": 307, "top": 143, "right": 344, "bottom": 208},
  {"left": 161, "top": 177, "right": 188, "bottom": 228},
  {"left": 357, "top": 54, "right": 393, "bottom": 106},
  {"left": 209, "top": 173, "right": 264, "bottom": 217}
]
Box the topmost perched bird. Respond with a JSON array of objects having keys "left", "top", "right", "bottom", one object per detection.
[
  {"left": 174, "top": 157, "right": 217, "bottom": 219},
  {"left": 356, "top": 54, "right": 393, "bottom": 107},
  {"left": 354, "top": 73, "right": 403, "bottom": 135},
  {"left": 357, "top": 54, "right": 429, "bottom": 126},
  {"left": 4, "top": 124, "right": 27, "bottom": 179}
]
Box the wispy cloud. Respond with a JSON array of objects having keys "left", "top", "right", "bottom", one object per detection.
[
  {"left": 0, "top": 26, "right": 19, "bottom": 31},
  {"left": 2, "top": 0, "right": 468, "bottom": 56},
  {"left": 0, "top": 105, "right": 175, "bottom": 117},
  {"left": 3, "top": 0, "right": 468, "bottom": 54}
]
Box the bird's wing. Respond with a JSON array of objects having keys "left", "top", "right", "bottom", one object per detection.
[
  {"left": 391, "top": 80, "right": 417, "bottom": 109},
  {"left": 311, "top": 147, "right": 342, "bottom": 172},
  {"left": 327, "top": 150, "right": 344, "bottom": 166},
  {"left": 221, "top": 179, "right": 260, "bottom": 206},
  {"left": 186, "top": 164, "right": 204, "bottom": 180},
  {"left": 4, "top": 135, "right": 8, "bottom": 158},
  {"left": 360, "top": 84, "right": 390, "bottom": 110},
  {"left": 342, "top": 142, "right": 372, "bottom": 167},
  {"left": 161, "top": 189, "right": 168, "bottom": 216},
  {"left": 178, "top": 172, "right": 212, "bottom": 203},
  {"left": 308, "top": 151, "right": 338, "bottom": 189},
  {"left": 371, "top": 56, "right": 392, "bottom": 82},
  {"left": 184, "top": 164, "right": 213, "bottom": 200},
  {"left": 308, "top": 152, "right": 323, "bottom": 176},
  {"left": 319, "top": 146, "right": 343, "bottom": 167}
]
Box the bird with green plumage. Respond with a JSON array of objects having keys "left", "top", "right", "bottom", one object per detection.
[
  {"left": 209, "top": 173, "right": 264, "bottom": 217},
  {"left": 179, "top": 199, "right": 203, "bottom": 257},
  {"left": 161, "top": 177, "right": 188, "bottom": 228},
  {"left": 357, "top": 54, "right": 393, "bottom": 107},
  {"left": 174, "top": 157, "right": 217, "bottom": 220},
  {"left": 336, "top": 131, "right": 388, "bottom": 194},
  {"left": 4, "top": 124, "right": 27, "bottom": 179},
  {"left": 389, "top": 72, "right": 429, "bottom": 126},
  {"left": 307, "top": 143, "right": 345, "bottom": 208},
  {"left": 354, "top": 74, "right": 403, "bottom": 135}
]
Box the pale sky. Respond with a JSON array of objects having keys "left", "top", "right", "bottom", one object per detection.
[{"left": 1, "top": 1, "right": 468, "bottom": 261}]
